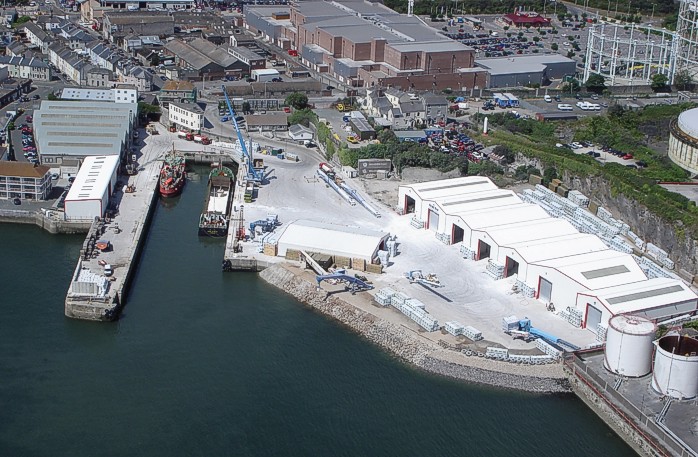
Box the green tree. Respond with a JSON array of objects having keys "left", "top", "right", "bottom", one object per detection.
[
  {"left": 287, "top": 108, "right": 317, "bottom": 127},
  {"left": 377, "top": 128, "right": 397, "bottom": 144},
  {"left": 150, "top": 54, "right": 160, "bottom": 66},
  {"left": 674, "top": 69, "right": 693, "bottom": 91},
  {"left": 585, "top": 73, "right": 606, "bottom": 94},
  {"left": 13, "top": 16, "right": 31, "bottom": 28},
  {"left": 242, "top": 101, "right": 251, "bottom": 114},
  {"left": 651, "top": 73, "right": 669, "bottom": 92},
  {"left": 543, "top": 166, "right": 559, "bottom": 185},
  {"left": 550, "top": 42, "right": 558, "bottom": 51},
  {"left": 284, "top": 92, "right": 309, "bottom": 110}
]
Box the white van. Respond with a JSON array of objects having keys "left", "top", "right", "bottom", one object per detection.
[
  {"left": 576, "top": 101, "right": 591, "bottom": 110},
  {"left": 544, "top": 95, "right": 552, "bottom": 103},
  {"left": 558, "top": 103, "right": 573, "bottom": 111}
]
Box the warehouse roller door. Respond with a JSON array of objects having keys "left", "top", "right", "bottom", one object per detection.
[
  {"left": 428, "top": 209, "right": 439, "bottom": 231},
  {"left": 477, "top": 240, "right": 491, "bottom": 260},
  {"left": 538, "top": 277, "right": 552, "bottom": 303},
  {"left": 585, "top": 304, "right": 602, "bottom": 331},
  {"left": 452, "top": 224, "right": 464, "bottom": 244},
  {"left": 404, "top": 195, "right": 415, "bottom": 214}
]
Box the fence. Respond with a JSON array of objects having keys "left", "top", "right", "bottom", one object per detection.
[{"left": 565, "top": 351, "right": 696, "bottom": 457}]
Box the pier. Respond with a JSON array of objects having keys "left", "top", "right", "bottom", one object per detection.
[
  {"left": 222, "top": 149, "right": 272, "bottom": 271},
  {"left": 64, "top": 129, "right": 178, "bottom": 321}
]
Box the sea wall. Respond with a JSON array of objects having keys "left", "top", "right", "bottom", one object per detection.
[
  {"left": 260, "top": 263, "right": 570, "bottom": 394},
  {"left": 0, "top": 209, "right": 92, "bottom": 234}
]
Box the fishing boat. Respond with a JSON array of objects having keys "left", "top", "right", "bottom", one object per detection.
[
  {"left": 198, "top": 164, "right": 235, "bottom": 237},
  {"left": 159, "top": 147, "right": 186, "bottom": 198}
]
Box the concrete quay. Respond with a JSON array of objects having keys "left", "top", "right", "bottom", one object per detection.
[{"left": 64, "top": 127, "right": 173, "bottom": 321}]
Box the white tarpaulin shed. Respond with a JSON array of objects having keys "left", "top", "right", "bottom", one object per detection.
[{"left": 274, "top": 219, "right": 389, "bottom": 261}]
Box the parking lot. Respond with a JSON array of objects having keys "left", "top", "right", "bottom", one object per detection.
[{"left": 557, "top": 141, "right": 646, "bottom": 168}]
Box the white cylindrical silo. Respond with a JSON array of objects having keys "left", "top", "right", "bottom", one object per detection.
[
  {"left": 603, "top": 315, "right": 656, "bottom": 377},
  {"left": 652, "top": 335, "right": 698, "bottom": 399}
]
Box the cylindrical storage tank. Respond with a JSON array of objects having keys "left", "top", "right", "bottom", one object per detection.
[
  {"left": 603, "top": 315, "right": 656, "bottom": 377},
  {"left": 651, "top": 335, "right": 698, "bottom": 399}
]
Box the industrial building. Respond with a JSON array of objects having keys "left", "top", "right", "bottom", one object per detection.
[
  {"left": 668, "top": 107, "right": 698, "bottom": 175},
  {"left": 398, "top": 177, "right": 698, "bottom": 330},
  {"left": 475, "top": 55, "right": 576, "bottom": 88},
  {"left": 64, "top": 155, "right": 120, "bottom": 221},
  {"left": 60, "top": 86, "right": 138, "bottom": 104},
  {"left": 163, "top": 38, "right": 242, "bottom": 80},
  {"left": 34, "top": 100, "right": 136, "bottom": 166},
  {"left": 272, "top": 219, "right": 389, "bottom": 264},
  {"left": 244, "top": 0, "right": 487, "bottom": 90}
]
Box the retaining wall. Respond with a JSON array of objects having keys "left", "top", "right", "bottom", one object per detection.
[{"left": 260, "top": 263, "right": 570, "bottom": 394}]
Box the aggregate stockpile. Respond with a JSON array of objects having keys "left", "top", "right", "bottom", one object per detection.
[{"left": 260, "top": 263, "right": 570, "bottom": 393}]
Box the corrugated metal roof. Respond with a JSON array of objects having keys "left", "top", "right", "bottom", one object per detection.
[
  {"left": 65, "top": 155, "right": 119, "bottom": 202},
  {"left": 275, "top": 219, "right": 388, "bottom": 260}
]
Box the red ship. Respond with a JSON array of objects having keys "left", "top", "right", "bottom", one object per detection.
[{"left": 159, "top": 148, "right": 186, "bottom": 198}]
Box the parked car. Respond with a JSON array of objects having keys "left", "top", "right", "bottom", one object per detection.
[
  {"left": 51, "top": 173, "right": 59, "bottom": 180},
  {"left": 13, "top": 197, "right": 21, "bottom": 205}
]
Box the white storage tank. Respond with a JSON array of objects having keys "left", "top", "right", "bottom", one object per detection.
[
  {"left": 651, "top": 334, "right": 698, "bottom": 399},
  {"left": 603, "top": 315, "right": 656, "bottom": 377}
]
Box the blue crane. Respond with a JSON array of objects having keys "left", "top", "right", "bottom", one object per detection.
[
  {"left": 517, "top": 318, "right": 580, "bottom": 351},
  {"left": 316, "top": 269, "right": 373, "bottom": 294},
  {"left": 221, "top": 86, "right": 262, "bottom": 182}
]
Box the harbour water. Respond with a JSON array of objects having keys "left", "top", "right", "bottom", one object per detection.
[{"left": 0, "top": 168, "right": 634, "bottom": 457}]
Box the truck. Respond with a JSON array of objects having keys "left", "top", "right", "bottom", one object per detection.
[
  {"left": 178, "top": 131, "right": 194, "bottom": 141},
  {"left": 193, "top": 135, "right": 211, "bottom": 145}
]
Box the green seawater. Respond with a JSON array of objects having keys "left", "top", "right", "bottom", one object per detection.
[{"left": 0, "top": 169, "right": 635, "bottom": 457}]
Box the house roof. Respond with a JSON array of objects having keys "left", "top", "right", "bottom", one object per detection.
[
  {"left": 164, "top": 38, "right": 236, "bottom": 70},
  {"left": 0, "top": 161, "right": 50, "bottom": 178},
  {"left": 161, "top": 80, "right": 195, "bottom": 91}
]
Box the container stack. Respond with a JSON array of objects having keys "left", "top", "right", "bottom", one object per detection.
[
  {"left": 374, "top": 288, "right": 396, "bottom": 307},
  {"left": 409, "top": 217, "right": 424, "bottom": 229},
  {"left": 486, "top": 259, "right": 505, "bottom": 280},
  {"left": 463, "top": 325, "right": 483, "bottom": 341},
  {"left": 444, "top": 321, "right": 465, "bottom": 336},
  {"left": 435, "top": 232, "right": 451, "bottom": 245},
  {"left": 627, "top": 230, "right": 646, "bottom": 250},
  {"left": 595, "top": 323, "right": 608, "bottom": 342},
  {"left": 501, "top": 315, "right": 519, "bottom": 332},
  {"left": 486, "top": 347, "right": 509, "bottom": 360},
  {"left": 514, "top": 279, "right": 535, "bottom": 298},
  {"left": 567, "top": 190, "right": 589, "bottom": 208},
  {"left": 559, "top": 307, "right": 583, "bottom": 328},
  {"left": 390, "top": 292, "right": 439, "bottom": 332},
  {"left": 603, "top": 235, "right": 634, "bottom": 254},
  {"left": 390, "top": 292, "right": 410, "bottom": 307},
  {"left": 460, "top": 244, "right": 475, "bottom": 260},
  {"left": 536, "top": 338, "right": 563, "bottom": 359},
  {"left": 406, "top": 298, "right": 426, "bottom": 309}
]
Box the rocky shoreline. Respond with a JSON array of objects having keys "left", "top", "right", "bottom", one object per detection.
[{"left": 260, "top": 263, "right": 571, "bottom": 394}]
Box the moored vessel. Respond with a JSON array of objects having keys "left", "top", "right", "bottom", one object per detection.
[
  {"left": 198, "top": 164, "right": 235, "bottom": 237},
  {"left": 159, "top": 147, "right": 186, "bottom": 198}
]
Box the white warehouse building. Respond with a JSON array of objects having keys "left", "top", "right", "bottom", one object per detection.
[
  {"left": 64, "top": 155, "right": 120, "bottom": 221},
  {"left": 398, "top": 177, "right": 698, "bottom": 331},
  {"left": 272, "top": 219, "right": 389, "bottom": 263}
]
